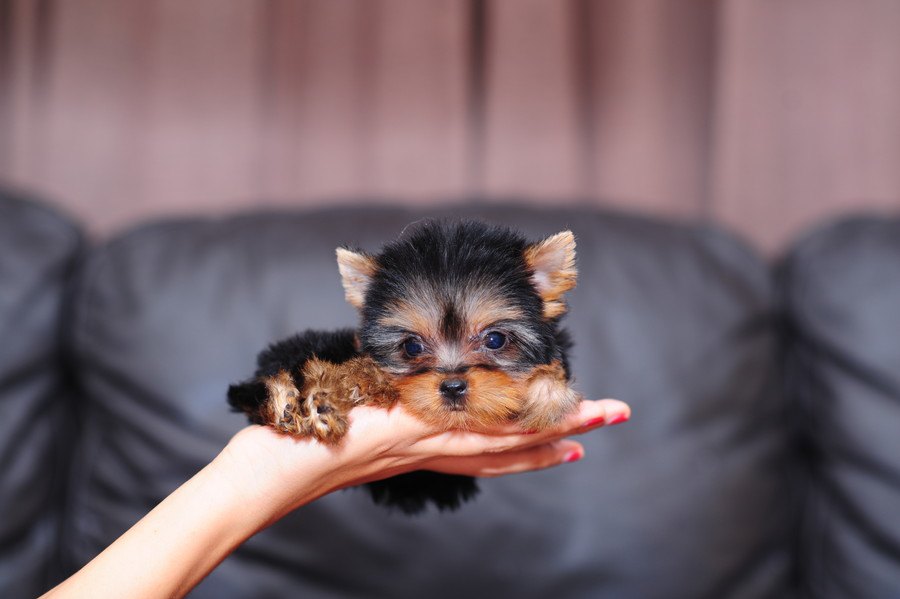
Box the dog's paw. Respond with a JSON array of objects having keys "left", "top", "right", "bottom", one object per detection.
[
  {"left": 517, "top": 361, "right": 582, "bottom": 431},
  {"left": 262, "top": 370, "right": 299, "bottom": 426},
  {"left": 262, "top": 357, "right": 396, "bottom": 443},
  {"left": 293, "top": 378, "right": 349, "bottom": 442},
  {"left": 262, "top": 369, "right": 347, "bottom": 442}
]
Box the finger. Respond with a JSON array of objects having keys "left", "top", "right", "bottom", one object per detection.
[
  {"left": 478, "top": 398, "right": 631, "bottom": 437},
  {"left": 574, "top": 398, "right": 631, "bottom": 431},
  {"left": 426, "top": 440, "right": 585, "bottom": 478},
  {"left": 413, "top": 399, "right": 631, "bottom": 457}
]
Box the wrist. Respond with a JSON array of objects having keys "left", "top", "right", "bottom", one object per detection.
[{"left": 211, "top": 426, "right": 344, "bottom": 525}]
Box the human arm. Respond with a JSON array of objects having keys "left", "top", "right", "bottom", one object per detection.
[{"left": 42, "top": 398, "right": 630, "bottom": 599}]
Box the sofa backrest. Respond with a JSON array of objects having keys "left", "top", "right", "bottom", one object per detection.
[
  {"left": 61, "top": 205, "right": 791, "bottom": 598},
  {"left": 782, "top": 216, "right": 900, "bottom": 598},
  {"left": 0, "top": 191, "right": 83, "bottom": 597}
]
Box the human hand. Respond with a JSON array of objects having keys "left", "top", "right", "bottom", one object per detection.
[{"left": 219, "top": 398, "right": 631, "bottom": 524}]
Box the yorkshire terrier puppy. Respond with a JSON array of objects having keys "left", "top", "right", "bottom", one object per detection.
[{"left": 228, "top": 220, "right": 580, "bottom": 513}]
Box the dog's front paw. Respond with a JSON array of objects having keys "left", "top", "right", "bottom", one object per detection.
[
  {"left": 294, "top": 373, "right": 350, "bottom": 442},
  {"left": 517, "top": 361, "right": 582, "bottom": 431},
  {"left": 260, "top": 357, "right": 396, "bottom": 443},
  {"left": 263, "top": 369, "right": 348, "bottom": 443}
]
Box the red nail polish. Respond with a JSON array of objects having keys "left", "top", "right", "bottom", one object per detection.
[
  {"left": 563, "top": 450, "right": 582, "bottom": 463},
  {"left": 607, "top": 412, "right": 630, "bottom": 425},
  {"left": 583, "top": 416, "right": 606, "bottom": 428}
]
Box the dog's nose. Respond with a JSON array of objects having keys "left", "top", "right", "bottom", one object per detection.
[{"left": 439, "top": 378, "right": 467, "bottom": 406}]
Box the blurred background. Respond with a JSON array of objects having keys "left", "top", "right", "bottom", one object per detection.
[{"left": 1, "top": 0, "right": 899, "bottom": 252}]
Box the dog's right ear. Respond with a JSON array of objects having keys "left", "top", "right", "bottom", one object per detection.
[
  {"left": 524, "top": 231, "right": 577, "bottom": 319},
  {"left": 336, "top": 248, "right": 378, "bottom": 309}
]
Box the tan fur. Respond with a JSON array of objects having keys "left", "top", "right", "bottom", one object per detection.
[
  {"left": 262, "top": 370, "right": 298, "bottom": 424},
  {"left": 378, "top": 299, "right": 441, "bottom": 341},
  {"left": 517, "top": 360, "right": 582, "bottom": 430},
  {"left": 336, "top": 248, "right": 378, "bottom": 309},
  {"left": 463, "top": 292, "right": 527, "bottom": 333},
  {"left": 395, "top": 369, "right": 524, "bottom": 432},
  {"left": 380, "top": 293, "right": 526, "bottom": 343},
  {"left": 264, "top": 358, "right": 579, "bottom": 440},
  {"left": 266, "top": 356, "right": 398, "bottom": 443},
  {"left": 524, "top": 231, "right": 578, "bottom": 319}
]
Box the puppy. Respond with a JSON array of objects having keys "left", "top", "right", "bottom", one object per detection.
[{"left": 228, "top": 220, "right": 580, "bottom": 512}]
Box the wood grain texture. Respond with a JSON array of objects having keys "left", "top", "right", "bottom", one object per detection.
[
  {"left": 586, "top": 0, "right": 717, "bottom": 217},
  {"left": 260, "top": 0, "right": 373, "bottom": 203},
  {"left": 711, "top": 0, "right": 900, "bottom": 252},
  {"left": 0, "top": 0, "right": 898, "bottom": 250},
  {"left": 481, "top": 0, "right": 581, "bottom": 199},
  {"left": 0, "top": 0, "right": 49, "bottom": 183}
]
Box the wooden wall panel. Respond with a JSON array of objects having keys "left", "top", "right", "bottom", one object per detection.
[
  {"left": 37, "top": 0, "right": 152, "bottom": 228},
  {"left": 711, "top": 0, "right": 900, "bottom": 252},
  {"left": 31, "top": 0, "right": 268, "bottom": 231},
  {"left": 138, "top": 0, "right": 266, "bottom": 220},
  {"left": 220, "top": 0, "right": 470, "bottom": 206},
  {"left": 261, "top": 1, "right": 375, "bottom": 202},
  {"left": 586, "top": 0, "right": 717, "bottom": 217},
  {"left": 367, "top": 0, "right": 469, "bottom": 200},
  {"left": 0, "top": 0, "right": 43, "bottom": 180},
  {"left": 481, "top": 0, "right": 581, "bottom": 199},
  {"left": 1, "top": 0, "right": 899, "bottom": 250}
]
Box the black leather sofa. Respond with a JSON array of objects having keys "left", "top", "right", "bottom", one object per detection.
[{"left": 1, "top": 189, "right": 898, "bottom": 598}]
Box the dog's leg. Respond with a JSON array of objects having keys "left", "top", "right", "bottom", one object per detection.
[
  {"left": 282, "top": 356, "right": 399, "bottom": 442},
  {"left": 228, "top": 330, "right": 361, "bottom": 440}
]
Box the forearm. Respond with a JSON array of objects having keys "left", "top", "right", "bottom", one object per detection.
[{"left": 42, "top": 438, "right": 331, "bottom": 599}]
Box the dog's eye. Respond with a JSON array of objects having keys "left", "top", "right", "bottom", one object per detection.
[
  {"left": 403, "top": 337, "right": 425, "bottom": 357},
  {"left": 483, "top": 331, "right": 507, "bottom": 350}
]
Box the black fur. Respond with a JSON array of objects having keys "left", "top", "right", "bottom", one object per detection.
[
  {"left": 367, "top": 471, "right": 480, "bottom": 514},
  {"left": 227, "top": 329, "right": 358, "bottom": 422},
  {"left": 360, "top": 221, "right": 568, "bottom": 373}
]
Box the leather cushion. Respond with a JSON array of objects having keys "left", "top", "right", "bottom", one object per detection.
[
  {"left": 781, "top": 216, "right": 900, "bottom": 598},
  {"left": 0, "top": 191, "right": 83, "bottom": 596}
]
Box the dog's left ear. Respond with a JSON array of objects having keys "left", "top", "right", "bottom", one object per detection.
[
  {"left": 524, "top": 231, "right": 577, "bottom": 319},
  {"left": 336, "top": 248, "right": 378, "bottom": 309}
]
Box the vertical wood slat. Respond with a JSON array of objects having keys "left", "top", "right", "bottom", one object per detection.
[
  {"left": 585, "top": 0, "right": 717, "bottom": 218},
  {"left": 466, "top": 0, "right": 487, "bottom": 193},
  {"left": 0, "top": 0, "right": 12, "bottom": 171},
  {"left": 367, "top": 0, "right": 469, "bottom": 201},
  {"left": 36, "top": 0, "right": 152, "bottom": 228},
  {"left": 711, "top": 0, "right": 900, "bottom": 253},
  {"left": 481, "top": 0, "right": 581, "bottom": 199},
  {"left": 139, "top": 0, "right": 266, "bottom": 219},
  {"left": 260, "top": 0, "right": 372, "bottom": 202},
  {"left": 0, "top": 0, "right": 48, "bottom": 182}
]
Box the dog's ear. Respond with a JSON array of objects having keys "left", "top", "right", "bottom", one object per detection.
[
  {"left": 524, "top": 231, "right": 577, "bottom": 319},
  {"left": 336, "top": 248, "right": 378, "bottom": 309}
]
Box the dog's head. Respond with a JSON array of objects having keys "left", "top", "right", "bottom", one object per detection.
[{"left": 336, "top": 220, "right": 576, "bottom": 430}]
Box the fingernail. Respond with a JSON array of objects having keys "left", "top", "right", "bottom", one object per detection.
[
  {"left": 562, "top": 450, "right": 583, "bottom": 463},
  {"left": 603, "top": 401, "right": 631, "bottom": 426},
  {"left": 522, "top": 429, "right": 539, "bottom": 435},
  {"left": 582, "top": 416, "right": 606, "bottom": 428},
  {"left": 608, "top": 412, "right": 630, "bottom": 425}
]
